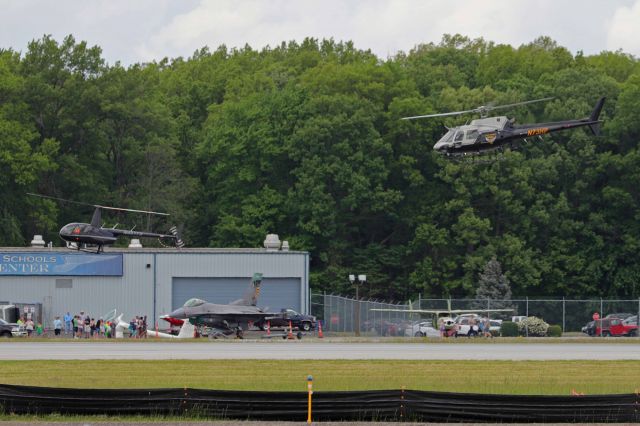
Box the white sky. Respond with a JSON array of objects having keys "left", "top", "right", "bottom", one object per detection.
[{"left": 1, "top": 0, "right": 639, "bottom": 65}]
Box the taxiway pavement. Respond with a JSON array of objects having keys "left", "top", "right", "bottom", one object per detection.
[{"left": 1, "top": 342, "right": 639, "bottom": 360}]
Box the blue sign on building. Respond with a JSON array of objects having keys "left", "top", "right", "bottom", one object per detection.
[{"left": 0, "top": 252, "right": 123, "bottom": 276}]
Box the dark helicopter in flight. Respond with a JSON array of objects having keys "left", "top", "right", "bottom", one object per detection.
[
  {"left": 402, "top": 97, "right": 605, "bottom": 157},
  {"left": 28, "top": 193, "right": 184, "bottom": 253}
]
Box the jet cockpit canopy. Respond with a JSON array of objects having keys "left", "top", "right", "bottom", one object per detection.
[{"left": 184, "top": 298, "right": 206, "bottom": 307}]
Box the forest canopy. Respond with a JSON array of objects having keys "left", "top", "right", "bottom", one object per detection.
[{"left": 2, "top": 34, "right": 640, "bottom": 300}]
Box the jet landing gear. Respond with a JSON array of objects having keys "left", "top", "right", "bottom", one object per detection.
[{"left": 236, "top": 328, "right": 244, "bottom": 339}]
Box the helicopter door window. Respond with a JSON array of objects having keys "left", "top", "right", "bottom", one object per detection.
[
  {"left": 454, "top": 131, "right": 464, "bottom": 142},
  {"left": 466, "top": 130, "right": 479, "bottom": 141}
]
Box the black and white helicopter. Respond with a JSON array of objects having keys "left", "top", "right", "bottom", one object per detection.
[
  {"left": 403, "top": 97, "right": 605, "bottom": 157},
  {"left": 28, "top": 193, "right": 184, "bottom": 253}
]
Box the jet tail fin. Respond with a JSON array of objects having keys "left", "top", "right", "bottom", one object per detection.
[
  {"left": 587, "top": 97, "right": 606, "bottom": 135},
  {"left": 230, "top": 272, "right": 263, "bottom": 306}
]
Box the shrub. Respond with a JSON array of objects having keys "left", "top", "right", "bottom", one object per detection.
[
  {"left": 518, "top": 316, "right": 549, "bottom": 337},
  {"left": 500, "top": 321, "right": 519, "bottom": 337},
  {"left": 547, "top": 325, "right": 562, "bottom": 337}
]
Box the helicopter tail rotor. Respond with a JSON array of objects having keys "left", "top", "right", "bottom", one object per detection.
[{"left": 169, "top": 226, "right": 185, "bottom": 249}]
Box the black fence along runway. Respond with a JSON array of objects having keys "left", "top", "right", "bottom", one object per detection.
[{"left": 1, "top": 384, "right": 639, "bottom": 423}]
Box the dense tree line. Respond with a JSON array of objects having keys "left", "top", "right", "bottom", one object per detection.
[{"left": 2, "top": 34, "right": 640, "bottom": 299}]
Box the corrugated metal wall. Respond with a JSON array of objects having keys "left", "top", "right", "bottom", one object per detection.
[
  {"left": 0, "top": 253, "right": 154, "bottom": 328},
  {"left": 0, "top": 250, "right": 309, "bottom": 328}
]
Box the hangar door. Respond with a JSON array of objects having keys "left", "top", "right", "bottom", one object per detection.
[{"left": 172, "top": 277, "right": 301, "bottom": 312}]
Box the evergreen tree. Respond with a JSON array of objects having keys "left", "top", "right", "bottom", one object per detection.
[{"left": 474, "top": 257, "right": 512, "bottom": 309}]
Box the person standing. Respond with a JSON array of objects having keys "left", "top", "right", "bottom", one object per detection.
[
  {"left": 72, "top": 315, "right": 78, "bottom": 339},
  {"left": 83, "top": 315, "right": 91, "bottom": 339},
  {"left": 25, "top": 319, "right": 34, "bottom": 337},
  {"left": 53, "top": 316, "right": 62, "bottom": 337},
  {"left": 63, "top": 312, "right": 72, "bottom": 334}
]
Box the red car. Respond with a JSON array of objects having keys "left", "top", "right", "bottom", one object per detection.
[{"left": 595, "top": 318, "right": 637, "bottom": 337}]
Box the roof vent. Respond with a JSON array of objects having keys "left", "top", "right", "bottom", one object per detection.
[
  {"left": 281, "top": 240, "right": 289, "bottom": 251},
  {"left": 30, "top": 235, "right": 45, "bottom": 248},
  {"left": 263, "top": 234, "right": 281, "bottom": 251},
  {"left": 128, "top": 239, "right": 142, "bottom": 248}
]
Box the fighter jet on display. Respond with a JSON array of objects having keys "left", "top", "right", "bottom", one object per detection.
[{"left": 165, "top": 273, "right": 271, "bottom": 338}]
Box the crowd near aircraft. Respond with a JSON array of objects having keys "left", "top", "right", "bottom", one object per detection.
[
  {"left": 27, "top": 193, "right": 184, "bottom": 253},
  {"left": 403, "top": 97, "right": 605, "bottom": 157}
]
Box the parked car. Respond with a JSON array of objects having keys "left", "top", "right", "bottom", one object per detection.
[
  {"left": 454, "top": 314, "right": 482, "bottom": 337},
  {"left": 405, "top": 321, "right": 441, "bottom": 338},
  {"left": 582, "top": 320, "right": 596, "bottom": 336},
  {"left": 257, "top": 309, "right": 317, "bottom": 332},
  {"left": 453, "top": 315, "right": 501, "bottom": 337},
  {"left": 583, "top": 314, "right": 637, "bottom": 336},
  {"left": 0, "top": 318, "right": 26, "bottom": 338},
  {"left": 592, "top": 318, "right": 637, "bottom": 337},
  {"left": 489, "top": 319, "right": 503, "bottom": 334}
]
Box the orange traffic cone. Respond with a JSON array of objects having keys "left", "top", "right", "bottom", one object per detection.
[
  {"left": 266, "top": 321, "right": 271, "bottom": 336},
  {"left": 287, "top": 320, "right": 294, "bottom": 339},
  {"left": 317, "top": 320, "right": 324, "bottom": 338}
]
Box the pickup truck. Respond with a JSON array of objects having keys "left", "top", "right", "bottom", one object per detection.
[
  {"left": 257, "top": 309, "right": 317, "bottom": 332},
  {"left": 0, "top": 318, "right": 27, "bottom": 338}
]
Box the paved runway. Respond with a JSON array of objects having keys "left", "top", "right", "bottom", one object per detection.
[{"left": 1, "top": 341, "right": 639, "bottom": 360}]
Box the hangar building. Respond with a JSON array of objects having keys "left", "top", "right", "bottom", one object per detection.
[{"left": 0, "top": 244, "right": 309, "bottom": 328}]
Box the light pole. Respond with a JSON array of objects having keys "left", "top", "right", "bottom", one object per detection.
[{"left": 349, "top": 274, "right": 366, "bottom": 336}]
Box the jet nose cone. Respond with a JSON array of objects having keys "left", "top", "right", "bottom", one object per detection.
[{"left": 168, "top": 307, "right": 186, "bottom": 319}]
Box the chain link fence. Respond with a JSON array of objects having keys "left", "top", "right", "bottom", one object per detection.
[{"left": 311, "top": 293, "right": 640, "bottom": 335}]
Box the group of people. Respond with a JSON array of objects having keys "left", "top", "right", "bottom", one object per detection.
[
  {"left": 52, "top": 311, "right": 114, "bottom": 339},
  {"left": 15, "top": 316, "right": 43, "bottom": 337},
  {"left": 127, "top": 316, "right": 148, "bottom": 338},
  {"left": 47, "top": 312, "right": 149, "bottom": 339}
]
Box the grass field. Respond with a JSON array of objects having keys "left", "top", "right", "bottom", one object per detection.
[{"left": 2, "top": 359, "right": 640, "bottom": 395}]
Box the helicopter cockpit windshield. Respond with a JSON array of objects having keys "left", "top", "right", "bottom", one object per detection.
[
  {"left": 183, "top": 298, "right": 205, "bottom": 307},
  {"left": 439, "top": 130, "right": 455, "bottom": 144}
]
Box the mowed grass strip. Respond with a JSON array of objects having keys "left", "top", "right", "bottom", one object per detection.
[{"left": 2, "top": 360, "right": 640, "bottom": 395}]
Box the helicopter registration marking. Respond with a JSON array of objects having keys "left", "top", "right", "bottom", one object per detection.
[
  {"left": 527, "top": 127, "right": 549, "bottom": 136},
  {"left": 484, "top": 133, "right": 497, "bottom": 144}
]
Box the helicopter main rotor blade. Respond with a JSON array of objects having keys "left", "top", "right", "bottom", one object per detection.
[
  {"left": 401, "top": 109, "right": 479, "bottom": 120},
  {"left": 484, "top": 97, "right": 554, "bottom": 112},
  {"left": 27, "top": 193, "right": 169, "bottom": 216},
  {"left": 96, "top": 205, "right": 170, "bottom": 216},
  {"left": 401, "top": 97, "right": 554, "bottom": 120},
  {"left": 26, "top": 193, "right": 96, "bottom": 207}
]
